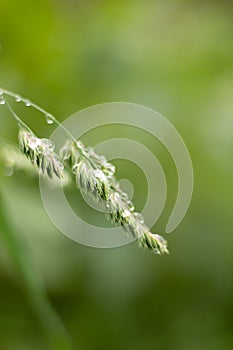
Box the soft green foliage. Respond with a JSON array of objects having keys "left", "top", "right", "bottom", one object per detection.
[
  {"left": 0, "top": 190, "right": 73, "bottom": 350},
  {"left": 0, "top": 1, "right": 233, "bottom": 350},
  {"left": 0, "top": 141, "right": 37, "bottom": 174}
]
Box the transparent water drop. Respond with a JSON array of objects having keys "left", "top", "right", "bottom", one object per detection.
[
  {"left": 41, "top": 139, "right": 54, "bottom": 150},
  {"left": 153, "top": 233, "right": 167, "bottom": 245},
  {"left": 93, "top": 169, "right": 106, "bottom": 180},
  {"left": 15, "top": 95, "right": 22, "bottom": 102},
  {"left": 121, "top": 192, "right": 128, "bottom": 200},
  {"left": 134, "top": 212, "right": 144, "bottom": 224},
  {"left": 25, "top": 99, "right": 31, "bottom": 107},
  {"left": 99, "top": 156, "right": 107, "bottom": 164},
  {"left": 28, "top": 137, "right": 42, "bottom": 150},
  {"left": 72, "top": 163, "right": 79, "bottom": 173},
  {"left": 82, "top": 149, "right": 90, "bottom": 158},
  {"left": 127, "top": 200, "right": 135, "bottom": 211},
  {"left": 122, "top": 209, "right": 131, "bottom": 218},
  {"left": 76, "top": 140, "right": 85, "bottom": 149},
  {"left": 109, "top": 192, "right": 120, "bottom": 202},
  {"left": 153, "top": 248, "right": 161, "bottom": 255},
  {"left": 114, "top": 192, "right": 121, "bottom": 200},
  {"left": 0, "top": 89, "right": 3, "bottom": 95},
  {"left": 45, "top": 114, "right": 54, "bottom": 125},
  {"left": 4, "top": 166, "right": 14, "bottom": 177},
  {"left": 104, "top": 163, "right": 115, "bottom": 176},
  {"left": 0, "top": 97, "right": 5, "bottom": 105},
  {"left": 87, "top": 147, "right": 94, "bottom": 155}
]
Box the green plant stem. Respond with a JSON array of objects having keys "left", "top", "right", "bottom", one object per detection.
[
  {"left": 0, "top": 87, "right": 77, "bottom": 144},
  {"left": 5, "top": 100, "right": 32, "bottom": 132},
  {"left": 1, "top": 87, "right": 94, "bottom": 165},
  {"left": 0, "top": 188, "right": 74, "bottom": 350}
]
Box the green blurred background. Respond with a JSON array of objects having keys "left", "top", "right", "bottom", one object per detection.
[{"left": 0, "top": 0, "right": 233, "bottom": 349}]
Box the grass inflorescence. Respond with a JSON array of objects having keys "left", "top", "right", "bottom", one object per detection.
[
  {"left": 0, "top": 87, "right": 169, "bottom": 255},
  {"left": 18, "top": 128, "right": 64, "bottom": 180},
  {"left": 60, "top": 140, "right": 169, "bottom": 254}
]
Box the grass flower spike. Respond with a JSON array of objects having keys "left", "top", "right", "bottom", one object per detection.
[
  {"left": 60, "top": 140, "right": 169, "bottom": 255},
  {"left": 0, "top": 87, "right": 169, "bottom": 255},
  {"left": 18, "top": 128, "right": 64, "bottom": 180}
]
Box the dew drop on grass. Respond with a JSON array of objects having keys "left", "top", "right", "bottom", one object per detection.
[
  {"left": 0, "top": 97, "right": 6, "bottom": 105},
  {"left": 41, "top": 139, "right": 54, "bottom": 150},
  {"left": 76, "top": 140, "right": 85, "bottom": 149},
  {"left": 134, "top": 212, "right": 144, "bottom": 223},
  {"left": 122, "top": 209, "right": 131, "bottom": 218},
  {"left": 0, "top": 89, "right": 3, "bottom": 95},
  {"left": 99, "top": 156, "right": 107, "bottom": 164},
  {"left": 93, "top": 169, "right": 106, "bottom": 180},
  {"left": 4, "top": 166, "right": 14, "bottom": 177},
  {"left": 28, "top": 137, "right": 42, "bottom": 150},
  {"left": 15, "top": 95, "right": 22, "bottom": 102},
  {"left": 103, "top": 163, "right": 115, "bottom": 176},
  {"left": 45, "top": 114, "right": 54, "bottom": 125},
  {"left": 72, "top": 163, "right": 79, "bottom": 173},
  {"left": 25, "top": 100, "right": 31, "bottom": 107},
  {"left": 127, "top": 200, "right": 135, "bottom": 211}
]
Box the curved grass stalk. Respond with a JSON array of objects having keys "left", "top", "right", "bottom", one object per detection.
[{"left": 0, "top": 86, "right": 169, "bottom": 254}]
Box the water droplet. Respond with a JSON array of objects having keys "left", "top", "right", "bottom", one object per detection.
[
  {"left": 121, "top": 192, "right": 128, "bottom": 200},
  {"left": 15, "top": 95, "right": 22, "bottom": 102},
  {"left": 72, "top": 163, "right": 79, "bottom": 173},
  {"left": 122, "top": 209, "right": 131, "bottom": 218},
  {"left": 0, "top": 97, "right": 5, "bottom": 105},
  {"left": 25, "top": 100, "right": 31, "bottom": 107},
  {"left": 134, "top": 212, "right": 144, "bottom": 223},
  {"left": 93, "top": 169, "right": 106, "bottom": 180},
  {"left": 114, "top": 192, "right": 121, "bottom": 200},
  {"left": 103, "top": 163, "right": 115, "bottom": 176},
  {"left": 41, "top": 139, "right": 54, "bottom": 150},
  {"left": 76, "top": 140, "right": 85, "bottom": 150},
  {"left": 127, "top": 200, "right": 134, "bottom": 211},
  {"left": 87, "top": 147, "right": 94, "bottom": 154},
  {"left": 109, "top": 192, "right": 120, "bottom": 202},
  {"left": 45, "top": 114, "right": 54, "bottom": 125},
  {"left": 99, "top": 155, "right": 107, "bottom": 165},
  {"left": 4, "top": 166, "right": 14, "bottom": 177},
  {"left": 28, "top": 137, "right": 42, "bottom": 150},
  {"left": 0, "top": 89, "right": 3, "bottom": 95}
]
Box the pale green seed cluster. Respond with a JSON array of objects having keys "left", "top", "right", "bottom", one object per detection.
[
  {"left": 18, "top": 128, "right": 64, "bottom": 180},
  {"left": 60, "top": 140, "right": 169, "bottom": 254}
]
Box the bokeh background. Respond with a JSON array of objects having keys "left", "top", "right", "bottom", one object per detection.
[{"left": 0, "top": 0, "right": 233, "bottom": 349}]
